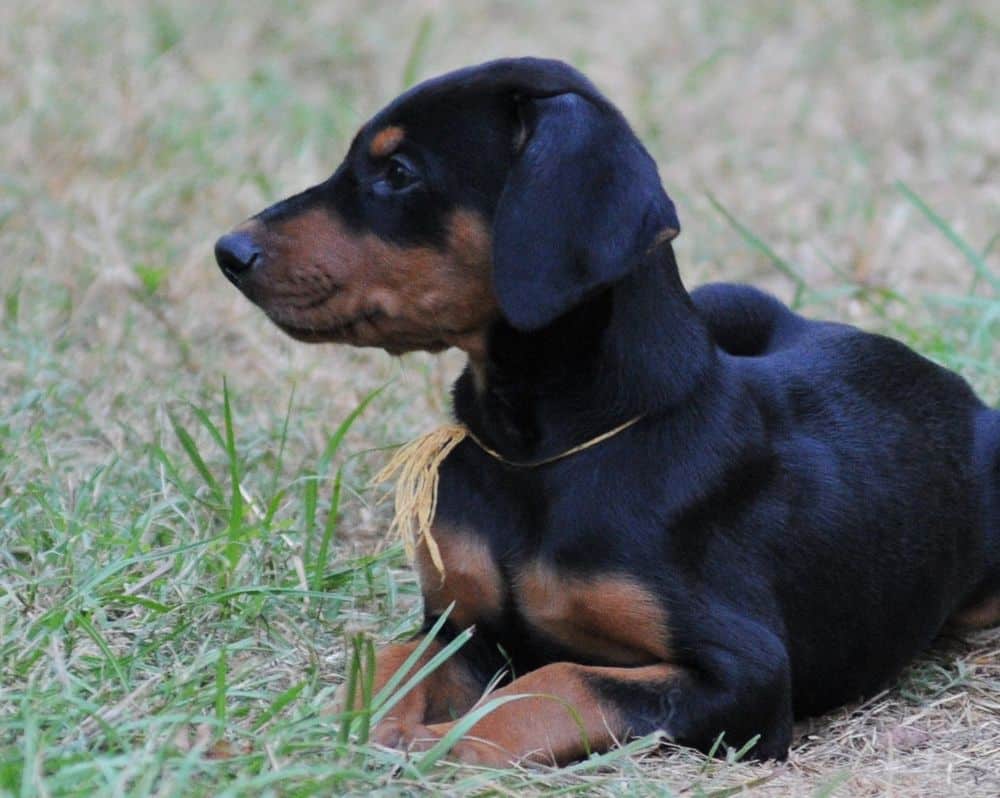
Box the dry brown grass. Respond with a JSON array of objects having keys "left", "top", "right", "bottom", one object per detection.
[{"left": 1, "top": 1, "right": 998, "bottom": 796}]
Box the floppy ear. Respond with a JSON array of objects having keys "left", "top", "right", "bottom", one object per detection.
[{"left": 492, "top": 91, "right": 680, "bottom": 331}]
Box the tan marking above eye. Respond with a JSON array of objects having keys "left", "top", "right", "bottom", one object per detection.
[
  {"left": 369, "top": 125, "right": 406, "bottom": 158},
  {"left": 515, "top": 562, "right": 671, "bottom": 665},
  {"left": 416, "top": 525, "right": 505, "bottom": 628}
]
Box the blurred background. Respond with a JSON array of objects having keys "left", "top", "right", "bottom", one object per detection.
[
  {"left": 1, "top": 2, "right": 998, "bottom": 795},
  {"left": 3, "top": 1, "right": 997, "bottom": 441}
]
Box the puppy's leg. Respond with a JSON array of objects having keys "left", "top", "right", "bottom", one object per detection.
[
  {"left": 398, "top": 639, "right": 793, "bottom": 767},
  {"left": 401, "top": 662, "right": 673, "bottom": 766},
  {"left": 336, "top": 638, "right": 486, "bottom": 747}
]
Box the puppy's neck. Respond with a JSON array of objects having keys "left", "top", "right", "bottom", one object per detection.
[{"left": 452, "top": 244, "right": 717, "bottom": 463}]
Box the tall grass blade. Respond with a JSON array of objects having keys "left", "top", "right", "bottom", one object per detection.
[
  {"left": 706, "top": 192, "right": 808, "bottom": 307},
  {"left": 252, "top": 680, "right": 307, "bottom": 731},
  {"left": 75, "top": 612, "right": 128, "bottom": 692},
  {"left": 318, "top": 386, "right": 385, "bottom": 473},
  {"left": 370, "top": 627, "right": 474, "bottom": 727},
  {"left": 168, "top": 413, "right": 223, "bottom": 501},
  {"left": 337, "top": 634, "right": 365, "bottom": 747},
  {"left": 269, "top": 386, "right": 296, "bottom": 499},
  {"left": 896, "top": 180, "right": 1000, "bottom": 293},
  {"left": 413, "top": 693, "right": 529, "bottom": 773},
  {"left": 368, "top": 606, "right": 461, "bottom": 720},
  {"left": 215, "top": 645, "right": 228, "bottom": 724},
  {"left": 222, "top": 379, "right": 245, "bottom": 574},
  {"left": 311, "top": 466, "right": 343, "bottom": 592}
]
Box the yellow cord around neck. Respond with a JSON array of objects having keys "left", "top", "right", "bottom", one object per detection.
[{"left": 374, "top": 416, "right": 643, "bottom": 576}]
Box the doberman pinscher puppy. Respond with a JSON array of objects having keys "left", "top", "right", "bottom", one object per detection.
[{"left": 215, "top": 58, "right": 1000, "bottom": 767}]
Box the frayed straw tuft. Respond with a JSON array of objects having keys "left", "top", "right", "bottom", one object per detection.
[
  {"left": 374, "top": 424, "right": 469, "bottom": 577},
  {"left": 374, "top": 416, "right": 643, "bottom": 578}
]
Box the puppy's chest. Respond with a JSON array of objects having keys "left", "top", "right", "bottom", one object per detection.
[{"left": 415, "top": 524, "right": 670, "bottom": 665}]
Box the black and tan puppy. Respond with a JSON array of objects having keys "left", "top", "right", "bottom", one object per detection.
[{"left": 216, "top": 58, "right": 1000, "bottom": 767}]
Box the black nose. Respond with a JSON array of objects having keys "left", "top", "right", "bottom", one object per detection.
[{"left": 215, "top": 231, "right": 262, "bottom": 281}]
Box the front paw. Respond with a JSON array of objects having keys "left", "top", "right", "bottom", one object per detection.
[
  {"left": 373, "top": 720, "right": 516, "bottom": 767},
  {"left": 439, "top": 738, "right": 515, "bottom": 767},
  {"left": 372, "top": 718, "right": 428, "bottom": 750},
  {"left": 409, "top": 723, "right": 515, "bottom": 767},
  {"left": 373, "top": 719, "right": 453, "bottom": 755}
]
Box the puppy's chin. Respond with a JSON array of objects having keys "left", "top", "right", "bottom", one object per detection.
[
  {"left": 267, "top": 306, "right": 382, "bottom": 343},
  {"left": 274, "top": 319, "right": 449, "bottom": 355},
  {"left": 273, "top": 323, "right": 344, "bottom": 344}
]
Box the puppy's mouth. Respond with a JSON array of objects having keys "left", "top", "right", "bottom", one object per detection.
[
  {"left": 271, "top": 309, "right": 451, "bottom": 354},
  {"left": 271, "top": 308, "right": 385, "bottom": 343}
]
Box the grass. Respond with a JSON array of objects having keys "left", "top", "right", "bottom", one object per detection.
[{"left": 1, "top": 1, "right": 998, "bottom": 795}]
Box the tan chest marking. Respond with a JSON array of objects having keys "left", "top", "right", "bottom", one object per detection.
[
  {"left": 515, "top": 562, "right": 671, "bottom": 665},
  {"left": 416, "top": 525, "right": 504, "bottom": 629}
]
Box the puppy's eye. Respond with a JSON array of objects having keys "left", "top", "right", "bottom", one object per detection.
[{"left": 375, "top": 156, "right": 420, "bottom": 194}]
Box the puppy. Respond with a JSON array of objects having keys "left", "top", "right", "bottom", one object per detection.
[{"left": 216, "top": 58, "right": 1000, "bottom": 767}]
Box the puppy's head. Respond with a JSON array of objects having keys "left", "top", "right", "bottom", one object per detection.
[{"left": 215, "top": 58, "right": 679, "bottom": 355}]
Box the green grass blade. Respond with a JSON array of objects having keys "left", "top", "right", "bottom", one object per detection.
[
  {"left": 189, "top": 405, "right": 226, "bottom": 452},
  {"left": 269, "top": 386, "right": 296, "bottom": 499},
  {"left": 318, "top": 386, "right": 385, "bottom": 473},
  {"left": 215, "top": 645, "right": 228, "bottom": 724},
  {"left": 726, "top": 733, "right": 761, "bottom": 763},
  {"left": 74, "top": 612, "right": 128, "bottom": 692},
  {"left": 701, "top": 731, "right": 726, "bottom": 771},
  {"left": 896, "top": 180, "right": 1000, "bottom": 293},
  {"left": 168, "top": 413, "right": 223, "bottom": 501},
  {"left": 706, "top": 191, "right": 808, "bottom": 306},
  {"left": 311, "top": 467, "right": 343, "bottom": 592},
  {"left": 149, "top": 443, "right": 220, "bottom": 510},
  {"left": 337, "top": 636, "right": 364, "bottom": 747},
  {"left": 302, "top": 473, "right": 319, "bottom": 567},
  {"left": 558, "top": 732, "right": 664, "bottom": 775},
  {"left": 262, "top": 486, "right": 286, "bottom": 527},
  {"left": 4, "top": 278, "right": 20, "bottom": 327},
  {"left": 368, "top": 607, "right": 459, "bottom": 718},
  {"left": 187, "top": 586, "right": 352, "bottom": 605},
  {"left": 19, "top": 694, "right": 39, "bottom": 797},
  {"left": 103, "top": 594, "right": 173, "bottom": 614},
  {"left": 356, "top": 638, "right": 377, "bottom": 746},
  {"left": 222, "top": 380, "right": 245, "bottom": 574},
  {"left": 982, "top": 230, "right": 999, "bottom": 260},
  {"left": 369, "top": 627, "right": 474, "bottom": 727},
  {"left": 252, "top": 680, "right": 307, "bottom": 731},
  {"left": 412, "top": 693, "right": 529, "bottom": 773}
]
